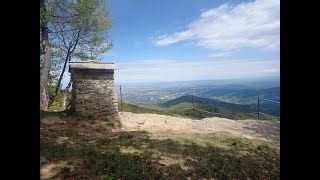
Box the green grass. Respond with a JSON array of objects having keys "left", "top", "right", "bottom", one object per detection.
[
  {"left": 120, "top": 103, "right": 187, "bottom": 118},
  {"left": 41, "top": 130, "right": 279, "bottom": 179},
  {"left": 120, "top": 103, "right": 164, "bottom": 114},
  {"left": 40, "top": 109, "right": 76, "bottom": 119}
]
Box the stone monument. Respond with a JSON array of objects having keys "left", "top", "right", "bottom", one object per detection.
[{"left": 69, "top": 60, "right": 120, "bottom": 125}]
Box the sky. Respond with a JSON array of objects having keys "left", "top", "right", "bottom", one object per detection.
[{"left": 62, "top": 0, "right": 280, "bottom": 87}]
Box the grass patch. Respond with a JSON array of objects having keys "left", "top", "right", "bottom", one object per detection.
[
  {"left": 118, "top": 133, "right": 134, "bottom": 140},
  {"left": 223, "top": 137, "right": 244, "bottom": 147},
  {"left": 40, "top": 109, "right": 77, "bottom": 120},
  {"left": 40, "top": 143, "right": 76, "bottom": 160},
  {"left": 99, "top": 175, "right": 115, "bottom": 180},
  {"left": 60, "top": 166, "right": 71, "bottom": 173}
]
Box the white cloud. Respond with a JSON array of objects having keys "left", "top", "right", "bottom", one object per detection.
[
  {"left": 61, "top": 58, "right": 280, "bottom": 85},
  {"left": 208, "top": 51, "right": 233, "bottom": 58},
  {"left": 258, "top": 68, "right": 280, "bottom": 73},
  {"left": 136, "top": 59, "right": 179, "bottom": 65},
  {"left": 114, "top": 58, "right": 280, "bottom": 83},
  {"left": 153, "top": 0, "right": 280, "bottom": 51}
]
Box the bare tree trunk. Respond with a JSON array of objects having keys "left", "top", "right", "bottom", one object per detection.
[
  {"left": 53, "top": 52, "right": 70, "bottom": 98},
  {"left": 40, "top": 0, "right": 52, "bottom": 110},
  {"left": 48, "top": 53, "right": 69, "bottom": 107},
  {"left": 53, "top": 32, "right": 80, "bottom": 98}
]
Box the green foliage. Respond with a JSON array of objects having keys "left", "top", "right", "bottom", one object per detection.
[
  {"left": 48, "top": 85, "right": 63, "bottom": 111},
  {"left": 40, "top": 0, "right": 55, "bottom": 25},
  {"left": 50, "top": 0, "right": 113, "bottom": 60},
  {"left": 47, "top": 86, "right": 72, "bottom": 111},
  {"left": 41, "top": 0, "right": 114, "bottom": 103},
  {"left": 168, "top": 102, "right": 193, "bottom": 110}
]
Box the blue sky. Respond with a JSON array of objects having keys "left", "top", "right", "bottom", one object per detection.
[{"left": 63, "top": 0, "right": 279, "bottom": 87}]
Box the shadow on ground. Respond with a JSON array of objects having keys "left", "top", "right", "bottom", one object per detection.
[{"left": 41, "top": 120, "right": 279, "bottom": 180}]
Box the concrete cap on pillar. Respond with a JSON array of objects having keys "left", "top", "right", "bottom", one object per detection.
[{"left": 69, "top": 60, "right": 118, "bottom": 72}]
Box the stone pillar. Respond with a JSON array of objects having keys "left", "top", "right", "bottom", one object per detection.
[{"left": 69, "top": 61, "right": 120, "bottom": 125}]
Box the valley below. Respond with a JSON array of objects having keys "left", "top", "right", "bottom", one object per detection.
[{"left": 116, "top": 78, "right": 280, "bottom": 117}]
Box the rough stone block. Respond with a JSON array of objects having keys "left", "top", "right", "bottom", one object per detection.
[
  {"left": 87, "top": 106, "right": 98, "bottom": 110},
  {"left": 97, "top": 74, "right": 113, "bottom": 80},
  {"left": 83, "top": 74, "right": 98, "bottom": 79},
  {"left": 76, "top": 94, "right": 92, "bottom": 99}
]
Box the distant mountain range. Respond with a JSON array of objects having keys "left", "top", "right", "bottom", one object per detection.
[
  {"left": 161, "top": 95, "right": 255, "bottom": 112},
  {"left": 115, "top": 79, "right": 280, "bottom": 116},
  {"left": 197, "top": 87, "right": 280, "bottom": 104},
  {"left": 160, "top": 94, "right": 279, "bottom": 116}
]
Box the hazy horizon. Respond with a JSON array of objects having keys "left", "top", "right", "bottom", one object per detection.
[{"left": 115, "top": 75, "right": 280, "bottom": 85}]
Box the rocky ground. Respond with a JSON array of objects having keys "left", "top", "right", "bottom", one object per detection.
[{"left": 119, "top": 112, "right": 280, "bottom": 144}]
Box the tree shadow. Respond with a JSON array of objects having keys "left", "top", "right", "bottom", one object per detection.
[{"left": 41, "top": 130, "right": 279, "bottom": 180}]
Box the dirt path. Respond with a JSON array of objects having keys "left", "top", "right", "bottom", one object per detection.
[{"left": 119, "top": 112, "right": 280, "bottom": 144}]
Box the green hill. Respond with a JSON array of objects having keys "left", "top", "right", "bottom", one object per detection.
[
  {"left": 121, "top": 102, "right": 279, "bottom": 121},
  {"left": 160, "top": 95, "right": 279, "bottom": 116},
  {"left": 197, "top": 87, "right": 280, "bottom": 115},
  {"left": 161, "top": 95, "right": 256, "bottom": 112},
  {"left": 198, "top": 87, "right": 280, "bottom": 104}
]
